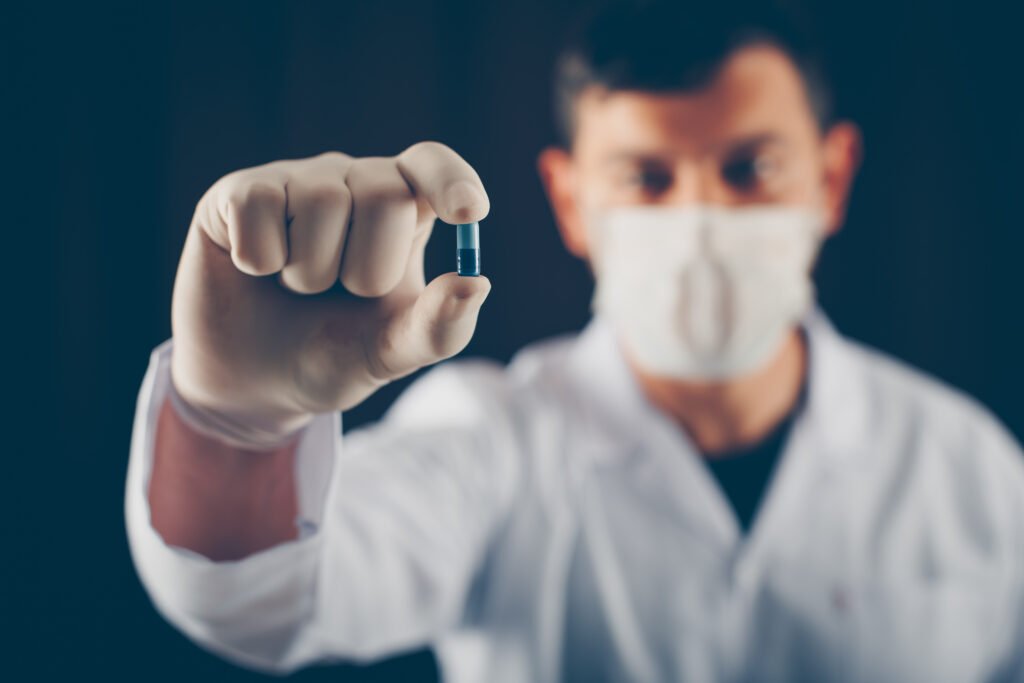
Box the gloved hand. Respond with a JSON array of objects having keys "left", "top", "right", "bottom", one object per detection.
[{"left": 168, "top": 143, "right": 492, "bottom": 448}]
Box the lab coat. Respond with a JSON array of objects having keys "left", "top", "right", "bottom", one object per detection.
[{"left": 125, "top": 306, "right": 1024, "bottom": 683}]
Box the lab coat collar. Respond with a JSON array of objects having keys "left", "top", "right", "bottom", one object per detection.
[{"left": 566, "top": 303, "right": 871, "bottom": 469}]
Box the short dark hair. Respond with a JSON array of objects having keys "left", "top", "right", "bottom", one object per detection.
[{"left": 553, "top": 0, "right": 833, "bottom": 147}]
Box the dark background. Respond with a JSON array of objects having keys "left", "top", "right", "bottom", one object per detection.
[{"left": 7, "top": 0, "right": 1022, "bottom": 680}]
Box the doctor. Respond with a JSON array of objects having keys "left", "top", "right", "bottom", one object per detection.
[{"left": 126, "top": 2, "right": 1024, "bottom": 681}]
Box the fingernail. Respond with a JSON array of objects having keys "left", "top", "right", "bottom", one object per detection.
[{"left": 444, "top": 180, "right": 486, "bottom": 222}]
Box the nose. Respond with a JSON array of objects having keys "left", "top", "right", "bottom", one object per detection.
[{"left": 662, "top": 161, "right": 742, "bottom": 207}]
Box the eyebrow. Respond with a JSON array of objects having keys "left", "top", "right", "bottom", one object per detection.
[
  {"left": 600, "top": 133, "right": 788, "bottom": 165},
  {"left": 600, "top": 150, "right": 675, "bottom": 166},
  {"left": 717, "top": 133, "right": 788, "bottom": 157}
]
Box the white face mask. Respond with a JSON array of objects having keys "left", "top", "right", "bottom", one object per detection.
[{"left": 586, "top": 204, "right": 827, "bottom": 380}]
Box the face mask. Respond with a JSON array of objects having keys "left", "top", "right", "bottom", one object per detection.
[{"left": 585, "top": 204, "right": 826, "bottom": 380}]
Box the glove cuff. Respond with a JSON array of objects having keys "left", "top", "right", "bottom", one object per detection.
[{"left": 167, "top": 373, "right": 313, "bottom": 451}]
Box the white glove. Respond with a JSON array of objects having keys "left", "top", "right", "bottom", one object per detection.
[{"left": 168, "top": 143, "right": 492, "bottom": 448}]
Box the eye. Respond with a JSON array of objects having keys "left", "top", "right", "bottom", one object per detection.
[
  {"left": 624, "top": 167, "right": 672, "bottom": 194},
  {"left": 722, "top": 154, "right": 779, "bottom": 192}
]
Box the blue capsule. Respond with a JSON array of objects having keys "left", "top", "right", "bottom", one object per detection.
[{"left": 457, "top": 222, "right": 481, "bottom": 277}]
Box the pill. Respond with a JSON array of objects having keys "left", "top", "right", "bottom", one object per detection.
[{"left": 457, "top": 222, "right": 481, "bottom": 277}]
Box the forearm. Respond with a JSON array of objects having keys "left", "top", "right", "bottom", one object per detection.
[{"left": 148, "top": 394, "right": 300, "bottom": 561}]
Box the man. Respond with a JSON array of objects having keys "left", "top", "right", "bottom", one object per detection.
[{"left": 126, "top": 2, "right": 1024, "bottom": 681}]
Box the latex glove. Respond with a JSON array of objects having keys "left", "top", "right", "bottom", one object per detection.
[{"left": 168, "top": 143, "right": 492, "bottom": 448}]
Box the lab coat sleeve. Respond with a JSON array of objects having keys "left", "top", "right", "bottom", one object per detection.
[
  {"left": 978, "top": 414, "right": 1024, "bottom": 683},
  {"left": 125, "top": 339, "right": 523, "bottom": 674}
]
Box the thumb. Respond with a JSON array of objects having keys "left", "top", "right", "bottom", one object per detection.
[{"left": 374, "top": 273, "right": 492, "bottom": 380}]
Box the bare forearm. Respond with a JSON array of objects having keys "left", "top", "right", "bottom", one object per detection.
[{"left": 149, "top": 395, "right": 301, "bottom": 561}]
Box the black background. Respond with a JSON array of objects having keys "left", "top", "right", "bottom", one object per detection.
[{"left": 7, "top": 0, "right": 1022, "bottom": 680}]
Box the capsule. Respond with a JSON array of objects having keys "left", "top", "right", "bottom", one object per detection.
[{"left": 457, "top": 222, "right": 481, "bottom": 277}]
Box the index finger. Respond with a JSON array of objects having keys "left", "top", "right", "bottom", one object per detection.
[{"left": 395, "top": 141, "right": 490, "bottom": 225}]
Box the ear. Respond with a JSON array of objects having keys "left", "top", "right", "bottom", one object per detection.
[
  {"left": 537, "top": 146, "right": 590, "bottom": 260},
  {"left": 820, "top": 121, "right": 863, "bottom": 236}
]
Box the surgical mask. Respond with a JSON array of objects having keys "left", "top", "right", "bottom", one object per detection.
[{"left": 585, "top": 204, "right": 827, "bottom": 380}]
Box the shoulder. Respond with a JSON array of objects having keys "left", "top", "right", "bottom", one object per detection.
[
  {"left": 843, "top": 337, "right": 1022, "bottom": 465},
  {"left": 837, "top": 335, "right": 1024, "bottom": 550}
]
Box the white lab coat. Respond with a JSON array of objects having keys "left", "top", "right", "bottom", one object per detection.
[{"left": 125, "top": 306, "right": 1024, "bottom": 683}]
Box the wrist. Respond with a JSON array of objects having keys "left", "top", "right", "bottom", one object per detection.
[{"left": 167, "top": 361, "right": 314, "bottom": 451}]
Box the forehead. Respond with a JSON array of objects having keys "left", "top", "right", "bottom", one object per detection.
[{"left": 574, "top": 44, "right": 819, "bottom": 155}]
